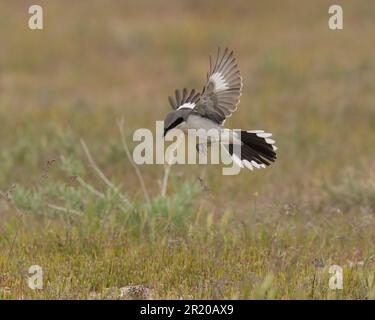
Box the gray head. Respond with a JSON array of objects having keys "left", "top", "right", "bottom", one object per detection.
[{"left": 163, "top": 109, "right": 191, "bottom": 137}]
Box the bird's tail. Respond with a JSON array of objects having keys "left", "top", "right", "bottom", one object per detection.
[{"left": 222, "top": 130, "right": 277, "bottom": 170}]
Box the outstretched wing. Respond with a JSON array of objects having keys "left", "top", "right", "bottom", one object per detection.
[
  {"left": 194, "top": 47, "right": 243, "bottom": 124},
  {"left": 168, "top": 88, "right": 201, "bottom": 110}
]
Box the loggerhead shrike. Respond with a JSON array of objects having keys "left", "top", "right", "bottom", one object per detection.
[{"left": 163, "top": 48, "right": 277, "bottom": 171}]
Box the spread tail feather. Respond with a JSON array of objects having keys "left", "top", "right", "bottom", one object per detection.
[{"left": 222, "top": 130, "right": 277, "bottom": 170}]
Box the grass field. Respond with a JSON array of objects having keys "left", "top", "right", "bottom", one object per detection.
[{"left": 1, "top": 0, "right": 375, "bottom": 299}]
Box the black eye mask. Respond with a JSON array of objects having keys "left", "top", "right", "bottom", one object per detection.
[{"left": 165, "top": 117, "right": 184, "bottom": 135}]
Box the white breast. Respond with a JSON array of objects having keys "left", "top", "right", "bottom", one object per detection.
[
  {"left": 181, "top": 114, "right": 219, "bottom": 131},
  {"left": 177, "top": 114, "right": 233, "bottom": 143}
]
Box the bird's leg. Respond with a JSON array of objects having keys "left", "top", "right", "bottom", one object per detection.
[
  {"left": 196, "top": 139, "right": 212, "bottom": 155},
  {"left": 196, "top": 143, "right": 207, "bottom": 155}
]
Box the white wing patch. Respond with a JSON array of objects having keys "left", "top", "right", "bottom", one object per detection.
[
  {"left": 210, "top": 72, "right": 229, "bottom": 92},
  {"left": 177, "top": 102, "right": 196, "bottom": 110}
]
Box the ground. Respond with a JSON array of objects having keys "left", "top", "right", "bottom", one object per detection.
[{"left": 0, "top": 0, "right": 375, "bottom": 299}]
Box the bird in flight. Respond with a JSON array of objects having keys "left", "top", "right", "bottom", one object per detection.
[{"left": 163, "top": 47, "right": 277, "bottom": 171}]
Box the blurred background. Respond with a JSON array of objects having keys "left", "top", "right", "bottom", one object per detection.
[
  {"left": 0, "top": 0, "right": 375, "bottom": 299},
  {"left": 1, "top": 0, "right": 374, "bottom": 202}
]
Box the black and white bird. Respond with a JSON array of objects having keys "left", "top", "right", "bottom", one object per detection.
[{"left": 163, "top": 47, "right": 277, "bottom": 171}]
